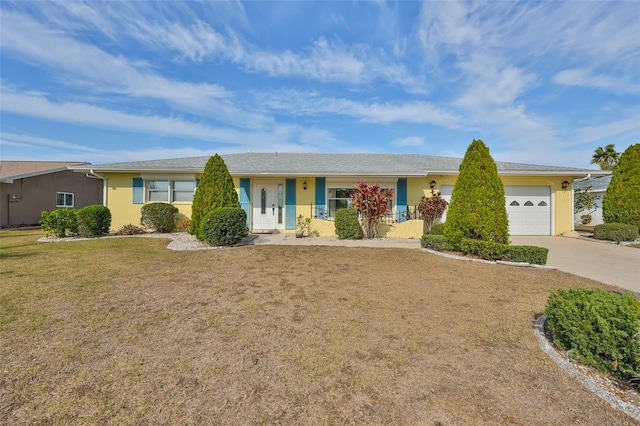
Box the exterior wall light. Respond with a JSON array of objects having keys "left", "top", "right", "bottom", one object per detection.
[
  {"left": 430, "top": 180, "right": 436, "bottom": 189},
  {"left": 303, "top": 181, "right": 307, "bottom": 190},
  {"left": 561, "top": 180, "right": 570, "bottom": 191}
]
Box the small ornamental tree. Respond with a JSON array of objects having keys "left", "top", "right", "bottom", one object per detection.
[
  {"left": 349, "top": 182, "right": 393, "bottom": 238},
  {"left": 190, "top": 154, "right": 240, "bottom": 240},
  {"left": 443, "top": 139, "right": 509, "bottom": 251},
  {"left": 574, "top": 185, "right": 598, "bottom": 225},
  {"left": 418, "top": 193, "right": 448, "bottom": 234},
  {"left": 602, "top": 143, "right": 640, "bottom": 228}
]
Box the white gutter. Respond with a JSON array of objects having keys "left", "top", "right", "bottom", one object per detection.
[{"left": 86, "top": 169, "right": 107, "bottom": 207}]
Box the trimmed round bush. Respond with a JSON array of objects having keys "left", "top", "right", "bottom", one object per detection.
[
  {"left": 545, "top": 288, "right": 640, "bottom": 380},
  {"left": 420, "top": 234, "right": 447, "bottom": 251},
  {"left": 140, "top": 203, "right": 179, "bottom": 233},
  {"left": 40, "top": 208, "right": 78, "bottom": 237},
  {"left": 334, "top": 208, "right": 363, "bottom": 240},
  {"left": 201, "top": 207, "right": 247, "bottom": 246},
  {"left": 593, "top": 223, "right": 639, "bottom": 242},
  {"left": 76, "top": 205, "right": 111, "bottom": 237},
  {"left": 502, "top": 245, "right": 549, "bottom": 265},
  {"left": 462, "top": 238, "right": 508, "bottom": 261}
]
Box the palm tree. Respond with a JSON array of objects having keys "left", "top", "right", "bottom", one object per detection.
[{"left": 591, "top": 144, "right": 620, "bottom": 170}]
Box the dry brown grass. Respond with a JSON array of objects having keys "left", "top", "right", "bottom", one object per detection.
[{"left": 1, "top": 229, "right": 637, "bottom": 425}]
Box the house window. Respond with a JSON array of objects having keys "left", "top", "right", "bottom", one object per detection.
[
  {"left": 56, "top": 192, "right": 74, "bottom": 208},
  {"left": 328, "top": 188, "right": 356, "bottom": 218},
  {"left": 148, "top": 180, "right": 196, "bottom": 203},
  {"left": 148, "top": 180, "right": 169, "bottom": 202},
  {"left": 327, "top": 186, "right": 393, "bottom": 219},
  {"left": 172, "top": 181, "right": 195, "bottom": 202}
]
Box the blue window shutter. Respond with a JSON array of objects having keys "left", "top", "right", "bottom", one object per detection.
[
  {"left": 315, "top": 177, "right": 326, "bottom": 219},
  {"left": 239, "top": 178, "right": 251, "bottom": 228},
  {"left": 133, "top": 178, "right": 144, "bottom": 204},
  {"left": 195, "top": 178, "right": 200, "bottom": 187},
  {"left": 396, "top": 178, "right": 408, "bottom": 222},
  {"left": 285, "top": 179, "right": 296, "bottom": 229},
  {"left": 396, "top": 178, "right": 407, "bottom": 207}
]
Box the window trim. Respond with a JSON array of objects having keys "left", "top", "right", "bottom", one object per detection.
[
  {"left": 56, "top": 191, "right": 75, "bottom": 208},
  {"left": 325, "top": 179, "right": 395, "bottom": 220},
  {"left": 146, "top": 179, "right": 197, "bottom": 204}
]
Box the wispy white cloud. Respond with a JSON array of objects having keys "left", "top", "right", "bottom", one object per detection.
[
  {"left": 257, "top": 90, "right": 458, "bottom": 126},
  {"left": 1, "top": 89, "right": 243, "bottom": 142},
  {"left": 0, "top": 8, "right": 272, "bottom": 128},
  {"left": 553, "top": 69, "right": 640, "bottom": 94},
  {"left": 393, "top": 136, "right": 425, "bottom": 147}
]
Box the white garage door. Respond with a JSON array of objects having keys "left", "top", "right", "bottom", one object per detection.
[{"left": 438, "top": 185, "right": 551, "bottom": 236}]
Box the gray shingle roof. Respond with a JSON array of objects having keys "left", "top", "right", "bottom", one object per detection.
[
  {"left": 573, "top": 175, "right": 611, "bottom": 192},
  {"left": 71, "top": 152, "right": 604, "bottom": 177}
]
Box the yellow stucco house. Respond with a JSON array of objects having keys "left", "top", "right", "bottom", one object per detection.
[{"left": 70, "top": 152, "right": 607, "bottom": 238}]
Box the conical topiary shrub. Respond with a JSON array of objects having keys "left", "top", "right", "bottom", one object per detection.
[
  {"left": 190, "top": 154, "right": 240, "bottom": 240},
  {"left": 444, "top": 139, "right": 509, "bottom": 252}
]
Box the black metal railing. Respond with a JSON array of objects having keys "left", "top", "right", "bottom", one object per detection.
[{"left": 309, "top": 203, "right": 422, "bottom": 224}]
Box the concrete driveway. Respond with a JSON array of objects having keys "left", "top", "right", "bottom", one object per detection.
[{"left": 510, "top": 236, "right": 640, "bottom": 293}]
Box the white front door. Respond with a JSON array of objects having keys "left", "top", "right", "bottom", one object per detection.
[{"left": 252, "top": 180, "right": 284, "bottom": 231}]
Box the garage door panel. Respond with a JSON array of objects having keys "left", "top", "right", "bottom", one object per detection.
[{"left": 438, "top": 185, "right": 551, "bottom": 236}]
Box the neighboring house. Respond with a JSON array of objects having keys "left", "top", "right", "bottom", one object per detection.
[
  {"left": 573, "top": 175, "right": 611, "bottom": 226},
  {"left": 0, "top": 161, "right": 103, "bottom": 228},
  {"left": 70, "top": 152, "right": 607, "bottom": 237}
]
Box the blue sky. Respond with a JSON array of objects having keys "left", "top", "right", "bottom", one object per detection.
[{"left": 0, "top": 1, "right": 638, "bottom": 168}]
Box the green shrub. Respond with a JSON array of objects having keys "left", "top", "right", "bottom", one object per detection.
[
  {"left": 334, "top": 208, "right": 363, "bottom": 239},
  {"left": 462, "top": 239, "right": 508, "bottom": 261},
  {"left": 40, "top": 208, "right": 78, "bottom": 237},
  {"left": 190, "top": 154, "right": 240, "bottom": 240},
  {"left": 116, "top": 224, "right": 145, "bottom": 235},
  {"left": 76, "top": 205, "right": 111, "bottom": 237},
  {"left": 140, "top": 203, "right": 179, "bottom": 233},
  {"left": 444, "top": 139, "right": 509, "bottom": 252},
  {"left": 201, "top": 207, "right": 247, "bottom": 246},
  {"left": 502, "top": 245, "right": 549, "bottom": 265},
  {"left": 545, "top": 288, "right": 640, "bottom": 380},
  {"left": 603, "top": 143, "right": 640, "bottom": 228},
  {"left": 420, "top": 234, "right": 447, "bottom": 251},
  {"left": 430, "top": 223, "right": 445, "bottom": 235},
  {"left": 593, "top": 223, "right": 639, "bottom": 242}
]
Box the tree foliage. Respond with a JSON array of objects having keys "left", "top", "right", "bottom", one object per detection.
[
  {"left": 443, "top": 139, "right": 509, "bottom": 251},
  {"left": 418, "top": 193, "right": 448, "bottom": 234},
  {"left": 190, "top": 154, "right": 240, "bottom": 240},
  {"left": 591, "top": 144, "right": 620, "bottom": 171},
  {"left": 602, "top": 143, "right": 640, "bottom": 228},
  {"left": 349, "top": 181, "right": 393, "bottom": 238}
]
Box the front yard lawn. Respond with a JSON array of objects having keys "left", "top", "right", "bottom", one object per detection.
[{"left": 0, "top": 230, "right": 636, "bottom": 424}]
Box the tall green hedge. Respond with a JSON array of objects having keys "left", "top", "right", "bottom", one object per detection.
[
  {"left": 190, "top": 154, "right": 240, "bottom": 240},
  {"left": 603, "top": 143, "right": 640, "bottom": 228},
  {"left": 444, "top": 139, "right": 509, "bottom": 251}
]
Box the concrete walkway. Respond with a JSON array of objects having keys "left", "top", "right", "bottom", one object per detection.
[
  {"left": 252, "top": 232, "right": 639, "bottom": 293},
  {"left": 511, "top": 236, "right": 639, "bottom": 293}
]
